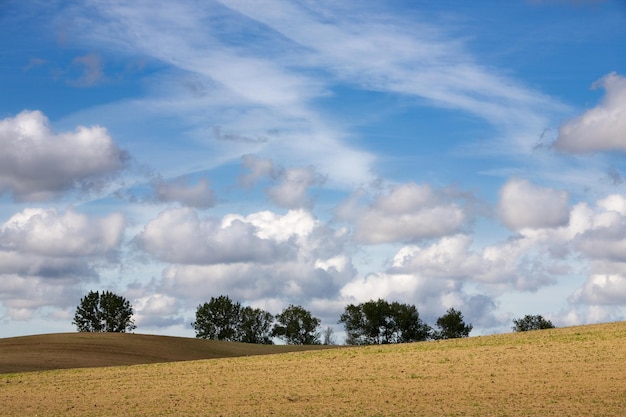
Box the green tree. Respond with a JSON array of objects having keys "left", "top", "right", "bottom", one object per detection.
[
  {"left": 192, "top": 296, "right": 274, "bottom": 343},
  {"left": 73, "top": 290, "right": 136, "bottom": 333},
  {"left": 512, "top": 314, "right": 555, "bottom": 332},
  {"left": 339, "top": 299, "right": 431, "bottom": 345},
  {"left": 192, "top": 295, "right": 242, "bottom": 341},
  {"left": 272, "top": 304, "right": 321, "bottom": 345},
  {"left": 391, "top": 301, "right": 432, "bottom": 343},
  {"left": 433, "top": 308, "right": 472, "bottom": 340},
  {"left": 239, "top": 306, "right": 274, "bottom": 344}
]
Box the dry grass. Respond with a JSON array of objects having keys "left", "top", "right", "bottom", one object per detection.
[{"left": 2, "top": 322, "right": 626, "bottom": 416}]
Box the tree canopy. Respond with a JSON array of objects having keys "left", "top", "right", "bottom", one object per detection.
[
  {"left": 512, "top": 314, "right": 555, "bottom": 332},
  {"left": 272, "top": 304, "right": 321, "bottom": 345},
  {"left": 339, "top": 299, "right": 431, "bottom": 345},
  {"left": 73, "top": 290, "right": 136, "bottom": 333},
  {"left": 192, "top": 295, "right": 274, "bottom": 344},
  {"left": 239, "top": 306, "right": 274, "bottom": 344},
  {"left": 433, "top": 308, "right": 472, "bottom": 340}
]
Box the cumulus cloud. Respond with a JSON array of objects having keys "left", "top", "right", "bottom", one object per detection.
[
  {"left": 498, "top": 178, "right": 569, "bottom": 230},
  {"left": 135, "top": 207, "right": 294, "bottom": 265},
  {"left": 1, "top": 208, "right": 125, "bottom": 257},
  {"left": 159, "top": 258, "right": 354, "bottom": 306},
  {"left": 0, "top": 110, "right": 128, "bottom": 201},
  {"left": 0, "top": 274, "right": 83, "bottom": 320},
  {"left": 136, "top": 209, "right": 355, "bottom": 306},
  {"left": 571, "top": 274, "right": 626, "bottom": 305},
  {"left": 554, "top": 72, "right": 626, "bottom": 153},
  {"left": 133, "top": 293, "right": 185, "bottom": 329},
  {"left": 0, "top": 208, "right": 126, "bottom": 320},
  {"left": 388, "top": 234, "right": 560, "bottom": 292},
  {"left": 239, "top": 156, "right": 325, "bottom": 208},
  {"left": 338, "top": 183, "right": 468, "bottom": 244},
  {"left": 339, "top": 270, "right": 501, "bottom": 330},
  {"left": 152, "top": 176, "right": 215, "bottom": 208},
  {"left": 570, "top": 195, "right": 626, "bottom": 263}
]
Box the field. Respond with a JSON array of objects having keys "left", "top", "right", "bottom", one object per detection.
[
  {"left": 0, "top": 332, "right": 333, "bottom": 373},
  {"left": 2, "top": 322, "right": 626, "bottom": 416}
]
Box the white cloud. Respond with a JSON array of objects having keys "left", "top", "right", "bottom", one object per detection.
[
  {"left": 239, "top": 155, "right": 277, "bottom": 187},
  {"left": 571, "top": 274, "right": 626, "bottom": 305},
  {"left": 137, "top": 208, "right": 355, "bottom": 307},
  {"left": 133, "top": 293, "right": 184, "bottom": 329},
  {"left": 389, "top": 233, "right": 561, "bottom": 292},
  {"left": 0, "top": 208, "right": 126, "bottom": 320},
  {"left": 1, "top": 208, "right": 125, "bottom": 257},
  {"left": 571, "top": 197, "right": 626, "bottom": 263},
  {"left": 219, "top": 0, "right": 565, "bottom": 141},
  {"left": 0, "top": 110, "right": 128, "bottom": 201},
  {"left": 390, "top": 235, "right": 483, "bottom": 278},
  {"left": 152, "top": 176, "right": 216, "bottom": 208},
  {"left": 597, "top": 194, "right": 626, "bottom": 215},
  {"left": 339, "top": 183, "right": 468, "bottom": 244},
  {"left": 498, "top": 178, "right": 570, "bottom": 230},
  {"left": 238, "top": 157, "right": 325, "bottom": 208},
  {"left": 340, "top": 272, "right": 428, "bottom": 304},
  {"left": 266, "top": 166, "right": 324, "bottom": 208},
  {"left": 338, "top": 270, "right": 501, "bottom": 330},
  {"left": 227, "top": 209, "right": 317, "bottom": 242},
  {"left": 0, "top": 274, "right": 82, "bottom": 320},
  {"left": 555, "top": 72, "right": 626, "bottom": 153},
  {"left": 62, "top": 1, "right": 377, "bottom": 189},
  {"left": 135, "top": 207, "right": 294, "bottom": 265},
  {"left": 159, "top": 258, "right": 352, "bottom": 306}
]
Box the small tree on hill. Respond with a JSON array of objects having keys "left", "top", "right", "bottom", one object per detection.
[
  {"left": 512, "top": 315, "right": 555, "bottom": 332},
  {"left": 192, "top": 295, "right": 242, "bottom": 341},
  {"left": 272, "top": 304, "right": 321, "bottom": 345},
  {"left": 239, "top": 306, "right": 274, "bottom": 344},
  {"left": 433, "top": 308, "right": 472, "bottom": 340},
  {"left": 322, "top": 326, "right": 336, "bottom": 345},
  {"left": 192, "top": 296, "right": 274, "bottom": 344},
  {"left": 73, "top": 290, "right": 136, "bottom": 333},
  {"left": 339, "top": 299, "right": 431, "bottom": 345}
]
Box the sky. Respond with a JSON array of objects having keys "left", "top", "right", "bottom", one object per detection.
[{"left": 0, "top": 0, "right": 625, "bottom": 341}]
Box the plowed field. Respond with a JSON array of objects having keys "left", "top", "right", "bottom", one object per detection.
[{"left": 2, "top": 322, "right": 626, "bottom": 416}]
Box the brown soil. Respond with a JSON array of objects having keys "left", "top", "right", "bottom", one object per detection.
[{"left": 0, "top": 332, "right": 334, "bottom": 373}]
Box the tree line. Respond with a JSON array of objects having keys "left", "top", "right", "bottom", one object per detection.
[{"left": 73, "top": 291, "right": 555, "bottom": 343}]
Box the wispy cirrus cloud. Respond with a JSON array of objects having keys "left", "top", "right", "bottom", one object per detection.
[{"left": 219, "top": 0, "right": 568, "bottom": 144}]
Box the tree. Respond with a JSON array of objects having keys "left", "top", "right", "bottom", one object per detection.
[
  {"left": 391, "top": 301, "right": 432, "bottom": 343},
  {"left": 73, "top": 290, "right": 136, "bottom": 333},
  {"left": 322, "top": 326, "right": 336, "bottom": 345},
  {"left": 339, "top": 299, "right": 431, "bottom": 345},
  {"left": 512, "top": 315, "right": 555, "bottom": 332},
  {"left": 192, "top": 295, "right": 242, "bottom": 341},
  {"left": 192, "top": 296, "right": 274, "bottom": 344},
  {"left": 272, "top": 304, "right": 321, "bottom": 345},
  {"left": 433, "top": 308, "right": 472, "bottom": 340},
  {"left": 239, "top": 306, "right": 274, "bottom": 344}
]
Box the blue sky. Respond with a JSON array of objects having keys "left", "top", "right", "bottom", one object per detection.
[{"left": 1, "top": 0, "right": 625, "bottom": 340}]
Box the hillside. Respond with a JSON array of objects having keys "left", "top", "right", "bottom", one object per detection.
[
  {"left": 0, "top": 332, "right": 335, "bottom": 373},
  {"left": 2, "top": 322, "right": 626, "bottom": 416}
]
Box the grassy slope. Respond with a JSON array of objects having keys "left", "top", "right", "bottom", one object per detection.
[
  {"left": 0, "top": 332, "right": 335, "bottom": 373},
  {"left": 2, "top": 322, "right": 626, "bottom": 416}
]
